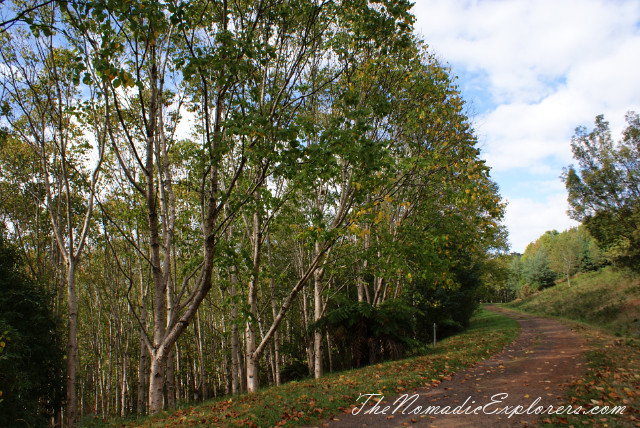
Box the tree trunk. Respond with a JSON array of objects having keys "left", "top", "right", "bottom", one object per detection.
[
  {"left": 302, "top": 288, "right": 314, "bottom": 375},
  {"left": 166, "top": 348, "right": 176, "bottom": 408},
  {"left": 137, "top": 253, "right": 149, "bottom": 416},
  {"left": 326, "top": 331, "right": 333, "bottom": 373},
  {"left": 65, "top": 263, "right": 79, "bottom": 427},
  {"left": 267, "top": 233, "right": 281, "bottom": 386},
  {"left": 148, "top": 352, "right": 167, "bottom": 413},
  {"left": 313, "top": 242, "right": 324, "bottom": 379},
  {"left": 246, "top": 207, "right": 262, "bottom": 393},
  {"left": 271, "top": 288, "right": 281, "bottom": 386},
  {"left": 313, "top": 285, "right": 323, "bottom": 379},
  {"left": 196, "top": 309, "right": 206, "bottom": 401},
  {"left": 230, "top": 268, "right": 240, "bottom": 395},
  {"left": 137, "top": 341, "right": 148, "bottom": 415},
  {"left": 121, "top": 339, "right": 128, "bottom": 418},
  {"left": 245, "top": 331, "right": 259, "bottom": 393},
  {"left": 357, "top": 224, "right": 371, "bottom": 302}
]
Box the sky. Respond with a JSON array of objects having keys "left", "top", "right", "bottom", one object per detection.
[{"left": 410, "top": 0, "right": 640, "bottom": 253}]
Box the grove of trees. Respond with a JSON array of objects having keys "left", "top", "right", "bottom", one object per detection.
[
  {"left": 502, "top": 226, "right": 603, "bottom": 298},
  {"left": 0, "top": 0, "right": 507, "bottom": 426}
]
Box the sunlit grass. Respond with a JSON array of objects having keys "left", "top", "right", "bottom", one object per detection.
[
  {"left": 102, "top": 307, "right": 518, "bottom": 428},
  {"left": 509, "top": 266, "right": 640, "bottom": 338}
]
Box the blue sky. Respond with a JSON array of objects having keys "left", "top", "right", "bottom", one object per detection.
[{"left": 411, "top": 0, "right": 640, "bottom": 252}]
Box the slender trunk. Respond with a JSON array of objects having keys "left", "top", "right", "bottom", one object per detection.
[
  {"left": 246, "top": 206, "right": 262, "bottom": 393},
  {"left": 267, "top": 233, "right": 281, "bottom": 386},
  {"left": 270, "top": 282, "right": 281, "bottom": 386},
  {"left": 196, "top": 309, "right": 206, "bottom": 400},
  {"left": 313, "top": 242, "right": 324, "bottom": 379},
  {"left": 166, "top": 279, "right": 176, "bottom": 409},
  {"left": 145, "top": 37, "right": 168, "bottom": 415},
  {"left": 230, "top": 264, "right": 240, "bottom": 395},
  {"left": 175, "top": 345, "right": 182, "bottom": 401},
  {"left": 357, "top": 223, "right": 371, "bottom": 303},
  {"left": 326, "top": 331, "right": 333, "bottom": 373},
  {"left": 65, "top": 262, "right": 78, "bottom": 427},
  {"left": 166, "top": 348, "right": 176, "bottom": 408},
  {"left": 137, "top": 342, "right": 148, "bottom": 415},
  {"left": 313, "top": 278, "right": 323, "bottom": 379},
  {"left": 302, "top": 288, "right": 314, "bottom": 375},
  {"left": 121, "top": 337, "right": 128, "bottom": 418},
  {"left": 137, "top": 246, "right": 148, "bottom": 416}
]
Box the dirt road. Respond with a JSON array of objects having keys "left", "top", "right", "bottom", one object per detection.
[{"left": 310, "top": 305, "right": 587, "bottom": 427}]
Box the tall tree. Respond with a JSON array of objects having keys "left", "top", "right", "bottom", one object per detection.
[
  {"left": 563, "top": 112, "right": 640, "bottom": 269},
  {"left": 0, "top": 15, "right": 106, "bottom": 424}
]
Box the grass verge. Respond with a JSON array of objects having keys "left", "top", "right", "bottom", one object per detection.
[{"left": 107, "top": 307, "right": 518, "bottom": 428}]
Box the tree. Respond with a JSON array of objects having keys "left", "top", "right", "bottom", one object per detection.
[
  {"left": 547, "top": 227, "right": 602, "bottom": 286},
  {"left": 0, "top": 18, "right": 106, "bottom": 424},
  {"left": 521, "top": 233, "right": 557, "bottom": 290},
  {"left": 563, "top": 112, "right": 640, "bottom": 269},
  {"left": 0, "top": 229, "right": 65, "bottom": 427}
]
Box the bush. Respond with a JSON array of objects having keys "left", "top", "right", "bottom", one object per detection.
[{"left": 0, "top": 233, "right": 65, "bottom": 427}]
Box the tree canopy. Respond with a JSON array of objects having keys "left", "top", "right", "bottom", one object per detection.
[
  {"left": 563, "top": 112, "right": 640, "bottom": 269},
  {"left": 0, "top": 0, "right": 508, "bottom": 423}
]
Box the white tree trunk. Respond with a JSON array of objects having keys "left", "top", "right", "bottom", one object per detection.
[
  {"left": 246, "top": 207, "right": 262, "bottom": 393},
  {"left": 313, "top": 242, "right": 324, "bottom": 379},
  {"left": 148, "top": 351, "right": 167, "bottom": 413}
]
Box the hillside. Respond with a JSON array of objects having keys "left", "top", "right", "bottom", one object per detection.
[{"left": 509, "top": 266, "right": 640, "bottom": 338}]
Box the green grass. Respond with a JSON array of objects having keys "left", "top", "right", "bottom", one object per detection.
[
  {"left": 100, "top": 307, "right": 518, "bottom": 428},
  {"left": 509, "top": 266, "right": 640, "bottom": 338}
]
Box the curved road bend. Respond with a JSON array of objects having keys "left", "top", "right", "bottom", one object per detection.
[{"left": 307, "top": 305, "right": 586, "bottom": 427}]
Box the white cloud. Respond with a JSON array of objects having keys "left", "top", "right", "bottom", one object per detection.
[
  {"left": 412, "top": 0, "right": 640, "bottom": 249},
  {"left": 414, "top": 0, "right": 640, "bottom": 103},
  {"left": 504, "top": 194, "right": 579, "bottom": 253},
  {"left": 414, "top": 0, "right": 640, "bottom": 173}
]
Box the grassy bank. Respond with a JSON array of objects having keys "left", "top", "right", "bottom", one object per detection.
[
  {"left": 89, "top": 308, "right": 518, "bottom": 427},
  {"left": 509, "top": 266, "right": 640, "bottom": 337}
]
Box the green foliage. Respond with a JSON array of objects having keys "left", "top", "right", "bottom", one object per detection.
[
  {"left": 563, "top": 112, "right": 640, "bottom": 270},
  {"left": 514, "top": 227, "right": 603, "bottom": 297},
  {"left": 0, "top": 231, "right": 65, "bottom": 427},
  {"left": 522, "top": 239, "right": 557, "bottom": 290},
  {"left": 411, "top": 255, "right": 486, "bottom": 341},
  {"left": 0, "top": 0, "right": 510, "bottom": 417},
  {"left": 313, "top": 297, "right": 421, "bottom": 368}
]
